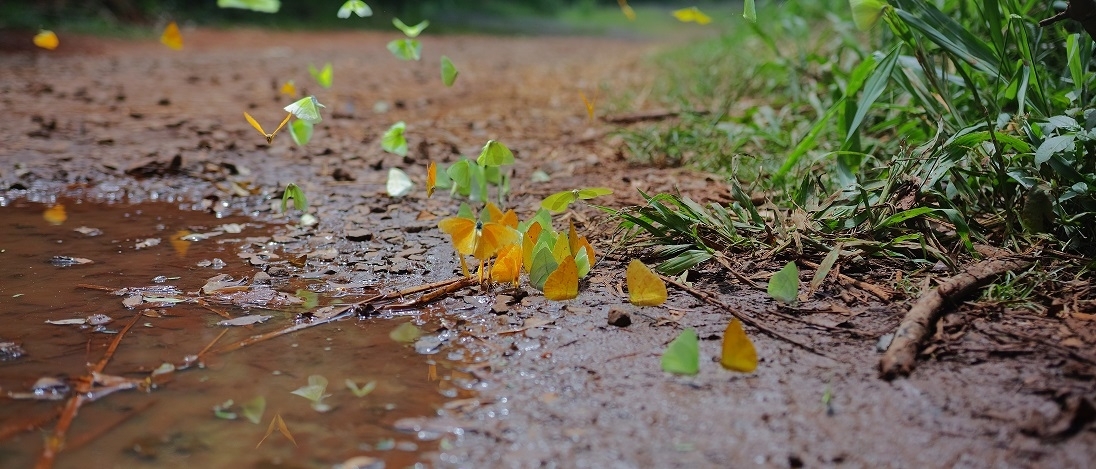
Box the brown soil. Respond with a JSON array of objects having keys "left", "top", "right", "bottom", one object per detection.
[{"left": 2, "top": 28, "right": 1094, "bottom": 468}]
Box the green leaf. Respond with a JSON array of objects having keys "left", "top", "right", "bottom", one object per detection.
[
  {"left": 337, "top": 0, "right": 371, "bottom": 18},
  {"left": 742, "top": 0, "right": 756, "bottom": 23},
  {"left": 387, "top": 38, "right": 422, "bottom": 61},
  {"left": 477, "top": 140, "right": 515, "bottom": 166},
  {"left": 440, "top": 56, "right": 458, "bottom": 87},
  {"left": 845, "top": 46, "right": 900, "bottom": 145},
  {"left": 381, "top": 121, "right": 408, "bottom": 156},
  {"left": 282, "top": 183, "right": 307, "bottom": 212},
  {"left": 877, "top": 207, "right": 935, "bottom": 229},
  {"left": 309, "top": 63, "right": 332, "bottom": 89},
  {"left": 241, "top": 396, "right": 266, "bottom": 425},
  {"left": 389, "top": 321, "right": 422, "bottom": 343},
  {"left": 661, "top": 328, "right": 699, "bottom": 375},
  {"left": 217, "top": 0, "right": 280, "bottom": 13},
  {"left": 767, "top": 261, "right": 799, "bottom": 303},
  {"left": 346, "top": 379, "right": 377, "bottom": 398},
  {"left": 393, "top": 18, "right": 429, "bottom": 38},
  {"left": 284, "top": 96, "right": 326, "bottom": 124},
  {"left": 289, "top": 119, "right": 313, "bottom": 146},
  {"left": 809, "top": 245, "right": 841, "bottom": 295}
]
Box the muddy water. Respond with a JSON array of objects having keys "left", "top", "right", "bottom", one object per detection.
[{"left": 0, "top": 199, "right": 461, "bottom": 468}]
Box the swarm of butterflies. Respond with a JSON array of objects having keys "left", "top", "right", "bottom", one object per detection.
[{"left": 32, "top": 2, "right": 755, "bottom": 372}]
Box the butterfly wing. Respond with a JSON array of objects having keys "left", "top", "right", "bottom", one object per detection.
[
  {"left": 160, "top": 22, "right": 183, "bottom": 50},
  {"left": 34, "top": 30, "right": 59, "bottom": 50},
  {"left": 543, "top": 255, "right": 579, "bottom": 300},
  {"left": 541, "top": 190, "right": 578, "bottom": 212},
  {"left": 244, "top": 112, "right": 268, "bottom": 138},
  {"left": 426, "top": 162, "right": 437, "bottom": 197},
  {"left": 627, "top": 259, "right": 667, "bottom": 306},
  {"left": 269, "top": 113, "right": 292, "bottom": 142},
  {"left": 438, "top": 217, "right": 476, "bottom": 255},
  {"left": 721, "top": 318, "right": 758, "bottom": 372}
]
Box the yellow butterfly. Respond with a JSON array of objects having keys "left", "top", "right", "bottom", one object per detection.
[
  {"left": 280, "top": 80, "right": 298, "bottom": 97},
  {"left": 426, "top": 162, "right": 437, "bottom": 197},
  {"left": 160, "top": 21, "right": 183, "bottom": 50},
  {"left": 491, "top": 244, "right": 522, "bottom": 285},
  {"left": 33, "top": 30, "right": 59, "bottom": 50},
  {"left": 244, "top": 112, "right": 292, "bottom": 144},
  {"left": 438, "top": 214, "right": 519, "bottom": 261},
  {"left": 43, "top": 203, "right": 67, "bottom": 225},
  {"left": 626, "top": 259, "right": 667, "bottom": 306},
  {"left": 672, "top": 7, "right": 712, "bottom": 25},
  {"left": 720, "top": 318, "right": 758, "bottom": 372},
  {"left": 618, "top": 0, "right": 636, "bottom": 21},
  {"left": 544, "top": 254, "right": 579, "bottom": 301},
  {"left": 580, "top": 91, "right": 596, "bottom": 122}
]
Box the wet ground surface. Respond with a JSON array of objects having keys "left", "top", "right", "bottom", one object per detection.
[{"left": 1, "top": 28, "right": 1095, "bottom": 468}]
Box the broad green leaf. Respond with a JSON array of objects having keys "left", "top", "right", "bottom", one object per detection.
[
  {"left": 440, "top": 56, "right": 458, "bottom": 87},
  {"left": 337, "top": 0, "right": 372, "bottom": 18},
  {"left": 282, "top": 183, "right": 307, "bottom": 212},
  {"left": 477, "top": 140, "right": 515, "bottom": 166},
  {"left": 845, "top": 46, "right": 900, "bottom": 144},
  {"left": 346, "top": 379, "right": 377, "bottom": 397},
  {"left": 309, "top": 63, "right": 332, "bottom": 89},
  {"left": 767, "top": 261, "right": 799, "bottom": 303},
  {"left": 242, "top": 396, "right": 266, "bottom": 425},
  {"left": 389, "top": 322, "right": 422, "bottom": 343},
  {"left": 289, "top": 119, "right": 313, "bottom": 146},
  {"left": 284, "top": 96, "right": 326, "bottom": 124},
  {"left": 386, "top": 167, "right": 413, "bottom": 197},
  {"left": 381, "top": 121, "right": 408, "bottom": 156},
  {"left": 743, "top": 0, "right": 756, "bottom": 23},
  {"left": 387, "top": 38, "right": 422, "bottom": 61},
  {"left": 661, "top": 328, "right": 699, "bottom": 375},
  {"left": 393, "top": 18, "right": 429, "bottom": 38},
  {"left": 217, "top": 0, "right": 279, "bottom": 13},
  {"left": 1034, "top": 134, "right": 1075, "bottom": 166}
]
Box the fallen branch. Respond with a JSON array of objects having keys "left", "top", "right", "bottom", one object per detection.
[
  {"left": 662, "top": 275, "right": 834, "bottom": 359},
  {"left": 879, "top": 256, "right": 1033, "bottom": 380},
  {"left": 36, "top": 311, "right": 143, "bottom": 469}
]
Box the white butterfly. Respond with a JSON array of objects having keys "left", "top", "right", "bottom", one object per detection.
[
  {"left": 284, "top": 96, "right": 326, "bottom": 124},
  {"left": 386, "top": 168, "right": 414, "bottom": 197}
]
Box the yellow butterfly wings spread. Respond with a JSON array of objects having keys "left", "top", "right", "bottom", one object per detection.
[{"left": 244, "top": 112, "right": 291, "bottom": 143}]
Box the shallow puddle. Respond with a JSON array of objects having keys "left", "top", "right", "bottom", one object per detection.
[{"left": 0, "top": 199, "right": 465, "bottom": 468}]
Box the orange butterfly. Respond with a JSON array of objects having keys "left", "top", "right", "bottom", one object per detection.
[
  {"left": 160, "top": 21, "right": 183, "bottom": 50},
  {"left": 244, "top": 112, "right": 292, "bottom": 144}
]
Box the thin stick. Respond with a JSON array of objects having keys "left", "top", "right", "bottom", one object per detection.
[
  {"left": 713, "top": 253, "right": 763, "bottom": 290},
  {"left": 800, "top": 259, "right": 894, "bottom": 302},
  {"left": 662, "top": 275, "right": 833, "bottom": 358},
  {"left": 37, "top": 312, "right": 143, "bottom": 469},
  {"left": 879, "top": 256, "right": 1032, "bottom": 379},
  {"left": 197, "top": 329, "right": 229, "bottom": 361}
]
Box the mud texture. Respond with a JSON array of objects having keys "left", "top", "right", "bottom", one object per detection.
[{"left": 2, "top": 29, "right": 1095, "bottom": 468}]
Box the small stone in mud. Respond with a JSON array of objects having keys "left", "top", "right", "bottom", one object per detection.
[
  {"left": 332, "top": 167, "right": 355, "bottom": 181},
  {"left": 346, "top": 229, "right": 373, "bottom": 242},
  {"left": 492, "top": 298, "right": 510, "bottom": 315},
  {"left": 252, "top": 271, "right": 272, "bottom": 285},
  {"left": 0, "top": 341, "right": 26, "bottom": 361},
  {"left": 607, "top": 307, "right": 632, "bottom": 327}
]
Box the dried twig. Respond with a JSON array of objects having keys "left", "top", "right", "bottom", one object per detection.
[
  {"left": 713, "top": 253, "right": 763, "bottom": 290},
  {"left": 662, "top": 275, "right": 833, "bottom": 358},
  {"left": 36, "top": 311, "right": 143, "bottom": 469},
  {"left": 602, "top": 109, "right": 710, "bottom": 124},
  {"left": 800, "top": 259, "right": 894, "bottom": 302},
  {"left": 879, "top": 256, "right": 1033, "bottom": 380}
]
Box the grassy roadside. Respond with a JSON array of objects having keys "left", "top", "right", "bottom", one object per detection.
[{"left": 612, "top": 1, "right": 1096, "bottom": 280}]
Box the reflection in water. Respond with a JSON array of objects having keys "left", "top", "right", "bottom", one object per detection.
[{"left": 0, "top": 199, "right": 464, "bottom": 468}]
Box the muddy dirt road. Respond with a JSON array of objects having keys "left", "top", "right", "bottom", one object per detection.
[{"left": 2, "top": 29, "right": 1094, "bottom": 468}]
